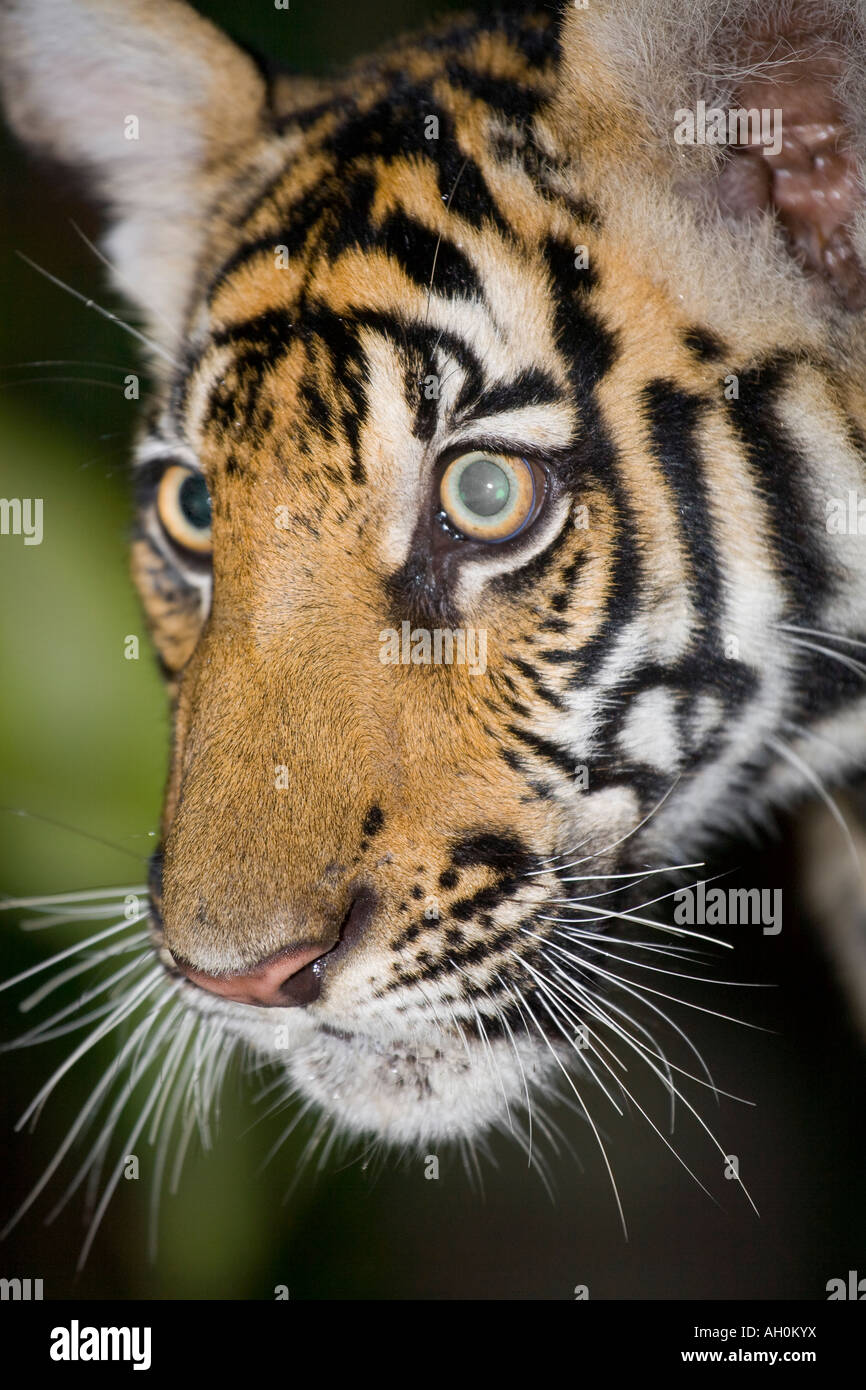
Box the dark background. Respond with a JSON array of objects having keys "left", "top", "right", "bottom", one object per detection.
[{"left": 0, "top": 0, "right": 863, "bottom": 1300}]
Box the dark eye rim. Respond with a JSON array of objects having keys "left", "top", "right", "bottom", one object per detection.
[{"left": 432, "top": 443, "right": 550, "bottom": 548}]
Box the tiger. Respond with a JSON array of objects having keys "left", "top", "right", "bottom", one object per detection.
[{"left": 1, "top": 0, "right": 865, "bottom": 1249}]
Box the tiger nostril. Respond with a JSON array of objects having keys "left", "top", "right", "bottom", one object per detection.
[
  {"left": 176, "top": 939, "right": 332, "bottom": 1007},
  {"left": 170, "top": 887, "right": 378, "bottom": 1008}
]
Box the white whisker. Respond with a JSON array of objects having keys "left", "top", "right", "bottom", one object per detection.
[
  {"left": 17, "top": 933, "right": 150, "bottom": 1012},
  {"left": 0, "top": 885, "right": 147, "bottom": 911},
  {"left": 16, "top": 253, "right": 178, "bottom": 366},
  {"left": 507, "top": 975, "right": 629, "bottom": 1239},
  {"left": 0, "top": 916, "right": 147, "bottom": 995},
  {"left": 13, "top": 967, "right": 164, "bottom": 1131}
]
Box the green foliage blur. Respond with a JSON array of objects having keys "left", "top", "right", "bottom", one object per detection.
[{"left": 0, "top": 0, "right": 863, "bottom": 1301}]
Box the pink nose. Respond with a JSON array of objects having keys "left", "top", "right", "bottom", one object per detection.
[{"left": 176, "top": 941, "right": 331, "bottom": 1007}]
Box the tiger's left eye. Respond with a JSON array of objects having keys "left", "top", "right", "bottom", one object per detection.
[
  {"left": 439, "top": 451, "right": 541, "bottom": 542},
  {"left": 156, "top": 465, "right": 212, "bottom": 555}
]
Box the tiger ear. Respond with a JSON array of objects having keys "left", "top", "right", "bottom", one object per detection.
[
  {"left": 554, "top": 0, "right": 866, "bottom": 311},
  {"left": 0, "top": 0, "right": 267, "bottom": 349}
]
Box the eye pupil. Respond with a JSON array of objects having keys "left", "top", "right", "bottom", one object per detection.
[
  {"left": 178, "top": 474, "right": 211, "bottom": 531},
  {"left": 457, "top": 458, "right": 511, "bottom": 517}
]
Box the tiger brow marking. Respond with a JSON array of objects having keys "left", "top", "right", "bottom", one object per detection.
[{"left": 424, "top": 153, "right": 469, "bottom": 340}]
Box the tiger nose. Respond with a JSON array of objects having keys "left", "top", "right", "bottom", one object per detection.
[
  {"left": 166, "top": 888, "right": 378, "bottom": 1008},
  {"left": 175, "top": 940, "right": 331, "bottom": 1007}
]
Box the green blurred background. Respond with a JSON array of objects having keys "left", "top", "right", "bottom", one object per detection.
[{"left": 1, "top": 0, "right": 864, "bottom": 1300}]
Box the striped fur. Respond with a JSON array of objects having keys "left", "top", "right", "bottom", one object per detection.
[{"left": 3, "top": 0, "right": 865, "bottom": 1154}]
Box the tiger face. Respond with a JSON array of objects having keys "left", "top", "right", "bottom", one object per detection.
[{"left": 3, "top": 0, "right": 866, "bottom": 1157}]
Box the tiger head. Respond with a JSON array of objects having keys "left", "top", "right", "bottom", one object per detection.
[{"left": 3, "top": 0, "right": 866, "bottom": 1152}]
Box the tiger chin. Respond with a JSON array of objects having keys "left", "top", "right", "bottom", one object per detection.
[{"left": 3, "top": 0, "right": 866, "bottom": 1195}]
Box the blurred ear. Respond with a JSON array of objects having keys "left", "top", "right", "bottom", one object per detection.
[
  {"left": 553, "top": 0, "right": 866, "bottom": 311},
  {"left": 0, "top": 0, "right": 267, "bottom": 348}
]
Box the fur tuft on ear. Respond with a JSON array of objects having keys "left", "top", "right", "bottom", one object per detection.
[
  {"left": 0, "top": 0, "right": 267, "bottom": 349},
  {"left": 552, "top": 0, "right": 866, "bottom": 312}
]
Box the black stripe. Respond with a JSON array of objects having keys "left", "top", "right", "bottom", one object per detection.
[
  {"left": 445, "top": 61, "right": 544, "bottom": 121},
  {"left": 377, "top": 209, "right": 482, "bottom": 299},
  {"left": 485, "top": 505, "right": 576, "bottom": 600},
  {"left": 683, "top": 326, "right": 727, "bottom": 362},
  {"left": 542, "top": 231, "right": 641, "bottom": 686},
  {"left": 468, "top": 367, "right": 563, "bottom": 419},
  {"left": 506, "top": 725, "right": 578, "bottom": 779},
  {"left": 539, "top": 237, "right": 638, "bottom": 682},
  {"left": 509, "top": 656, "right": 565, "bottom": 711},
  {"left": 642, "top": 379, "right": 723, "bottom": 650},
  {"left": 726, "top": 357, "right": 835, "bottom": 620},
  {"left": 788, "top": 643, "right": 866, "bottom": 723}
]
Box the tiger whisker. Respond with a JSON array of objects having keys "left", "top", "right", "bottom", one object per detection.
[
  {"left": 540, "top": 949, "right": 756, "bottom": 1108},
  {"left": 543, "top": 931, "right": 766, "bottom": 991},
  {"left": 0, "top": 884, "right": 147, "bottom": 912},
  {"left": 16, "top": 252, "right": 179, "bottom": 366},
  {"left": 13, "top": 967, "right": 165, "bottom": 1133},
  {"left": 17, "top": 933, "right": 150, "bottom": 1012},
  {"left": 6, "top": 955, "right": 151, "bottom": 1048},
  {"left": 520, "top": 949, "right": 757, "bottom": 1205},
  {"left": 0, "top": 986, "right": 175, "bottom": 1239},
  {"left": 528, "top": 963, "right": 728, "bottom": 1202},
  {"left": 534, "top": 942, "right": 756, "bottom": 1128},
  {"left": 777, "top": 622, "right": 866, "bottom": 652},
  {"left": 169, "top": 1085, "right": 202, "bottom": 1198},
  {"left": 18, "top": 907, "right": 147, "bottom": 930},
  {"left": 46, "top": 1000, "right": 184, "bottom": 1232},
  {"left": 493, "top": 974, "right": 537, "bottom": 1166},
  {"left": 76, "top": 1013, "right": 189, "bottom": 1270},
  {"left": 552, "top": 929, "right": 713, "bottom": 962},
  {"left": 767, "top": 733, "right": 866, "bottom": 884},
  {"left": 448, "top": 965, "right": 515, "bottom": 1136},
  {"left": 520, "top": 958, "right": 723, "bottom": 1189},
  {"left": 537, "top": 901, "right": 731, "bottom": 950},
  {"left": 784, "top": 634, "right": 866, "bottom": 679},
  {"left": 532, "top": 941, "right": 769, "bottom": 1031},
  {"left": 147, "top": 1013, "right": 197, "bottom": 1149},
  {"left": 0, "top": 375, "right": 129, "bottom": 392},
  {"left": 256, "top": 1093, "right": 316, "bottom": 1176},
  {"left": 538, "top": 777, "right": 682, "bottom": 872},
  {"left": 540, "top": 862, "right": 737, "bottom": 928},
  {"left": 148, "top": 1016, "right": 199, "bottom": 1261},
  {"left": 524, "top": 859, "right": 701, "bottom": 882},
  {"left": 69, "top": 217, "right": 178, "bottom": 339},
  {"left": 507, "top": 975, "right": 629, "bottom": 1238},
  {"left": 528, "top": 929, "right": 722, "bottom": 1093},
  {"left": 0, "top": 915, "right": 147, "bottom": 995},
  {"left": 544, "top": 962, "right": 681, "bottom": 1128}
]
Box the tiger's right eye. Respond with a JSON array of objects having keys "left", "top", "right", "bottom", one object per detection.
[
  {"left": 439, "top": 450, "right": 543, "bottom": 542},
  {"left": 156, "top": 465, "right": 212, "bottom": 555}
]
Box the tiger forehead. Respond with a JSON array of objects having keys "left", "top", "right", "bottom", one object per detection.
[
  {"left": 174, "top": 10, "right": 594, "bottom": 450},
  {"left": 220, "top": 12, "right": 567, "bottom": 276}
]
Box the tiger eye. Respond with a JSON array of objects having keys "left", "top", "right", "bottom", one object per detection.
[
  {"left": 439, "top": 450, "right": 541, "bottom": 542},
  {"left": 156, "top": 465, "right": 213, "bottom": 555}
]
